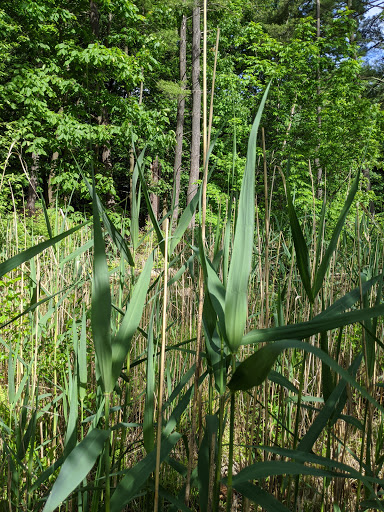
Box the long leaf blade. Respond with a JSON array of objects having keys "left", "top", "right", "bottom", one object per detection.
[
  {"left": 285, "top": 169, "right": 313, "bottom": 303},
  {"left": 111, "top": 252, "right": 153, "bottom": 383},
  {"left": 42, "top": 429, "right": 109, "bottom": 512},
  {"left": 0, "top": 222, "right": 89, "bottom": 279},
  {"left": 91, "top": 183, "right": 113, "bottom": 393},
  {"left": 242, "top": 303, "right": 384, "bottom": 345},
  {"left": 225, "top": 83, "right": 271, "bottom": 352},
  {"left": 312, "top": 170, "right": 359, "bottom": 298}
]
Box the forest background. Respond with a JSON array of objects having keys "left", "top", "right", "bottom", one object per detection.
[{"left": 1, "top": 0, "right": 384, "bottom": 223}]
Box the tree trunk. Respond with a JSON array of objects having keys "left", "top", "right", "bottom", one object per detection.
[
  {"left": 315, "top": 0, "right": 323, "bottom": 199},
  {"left": 150, "top": 156, "right": 161, "bottom": 221},
  {"left": 90, "top": 0, "right": 99, "bottom": 38},
  {"left": 187, "top": 4, "right": 201, "bottom": 226},
  {"left": 172, "top": 14, "right": 187, "bottom": 226},
  {"left": 27, "top": 153, "right": 39, "bottom": 215}
]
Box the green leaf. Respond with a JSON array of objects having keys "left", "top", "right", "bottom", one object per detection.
[
  {"left": 135, "top": 155, "right": 164, "bottom": 256},
  {"left": 285, "top": 167, "right": 313, "bottom": 303},
  {"left": 170, "top": 190, "right": 200, "bottom": 255},
  {"left": 312, "top": 170, "right": 359, "bottom": 298},
  {"left": 198, "top": 415, "right": 219, "bottom": 512},
  {"left": 91, "top": 180, "right": 113, "bottom": 393},
  {"left": 8, "top": 346, "right": 15, "bottom": 405},
  {"left": 228, "top": 342, "right": 284, "bottom": 391},
  {"left": 297, "top": 354, "right": 362, "bottom": 453},
  {"left": 233, "top": 482, "right": 290, "bottom": 511},
  {"left": 78, "top": 310, "right": 87, "bottom": 402},
  {"left": 110, "top": 432, "right": 181, "bottom": 511},
  {"left": 315, "top": 274, "right": 381, "bottom": 319},
  {"left": 143, "top": 306, "right": 155, "bottom": 454},
  {"left": 42, "top": 429, "right": 109, "bottom": 512},
  {"left": 251, "top": 446, "right": 381, "bottom": 497},
  {"left": 64, "top": 322, "right": 79, "bottom": 455},
  {"left": 203, "top": 256, "right": 227, "bottom": 344},
  {"left": 256, "top": 340, "right": 384, "bottom": 415},
  {"left": 225, "top": 83, "right": 271, "bottom": 352},
  {"left": 111, "top": 252, "right": 153, "bottom": 384},
  {"left": 242, "top": 303, "right": 384, "bottom": 345},
  {"left": 0, "top": 222, "right": 90, "bottom": 279},
  {"left": 82, "top": 174, "right": 134, "bottom": 266},
  {"left": 131, "top": 145, "right": 146, "bottom": 251},
  {"left": 231, "top": 460, "right": 349, "bottom": 483}
]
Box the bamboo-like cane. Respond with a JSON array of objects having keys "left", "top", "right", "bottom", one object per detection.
[{"left": 154, "top": 218, "right": 169, "bottom": 512}]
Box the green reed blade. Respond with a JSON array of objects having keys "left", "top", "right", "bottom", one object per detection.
[
  {"left": 228, "top": 342, "right": 284, "bottom": 391},
  {"left": 198, "top": 414, "right": 219, "bottom": 512},
  {"left": 245, "top": 339, "right": 384, "bottom": 416},
  {"left": 203, "top": 256, "right": 227, "bottom": 344},
  {"left": 242, "top": 303, "right": 384, "bottom": 345},
  {"left": 314, "top": 193, "right": 327, "bottom": 273},
  {"left": 91, "top": 181, "right": 113, "bottom": 394},
  {"left": 131, "top": 146, "right": 146, "bottom": 251},
  {"left": 312, "top": 170, "right": 359, "bottom": 298},
  {"left": 135, "top": 156, "right": 164, "bottom": 257},
  {"left": 233, "top": 482, "right": 290, "bottom": 511},
  {"left": 38, "top": 191, "right": 53, "bottom": 239},
  {"left": 170, "top": 190, "right": 200, "bottom": 255},
  {"left": 78, "top": 310, "right": 87, "bottom": 402},
  {"left": 82, "top": 174, "right": 134, "bottom": 266},
  {"left": 143, "top": 306, "right": 155, "bottom": 454},
  {"left": 0, "top": 222, "right": 90, "bottom": 279},
  {"left": 8, "top": 346, "right": 15, "bottom": 404},
  {"left": 285, "top": 166, "right": 313, "bottom": 303},
  {"left": 298, "top": 354, "right": 362, "bottom": 453},
  {"left": 42, "top": 429, "right": 110, "bottom": 512},
  {"left": 59, "top": 239, "right": 94, "bottom": 268},
  {"left": 361, "top": 273, "right": 376, "bottom": 379},
  {"left": 151, "top": 484, "right": 192, "bottom": 512},
  {"left": 315, "top": 274, "right": 382, "bottom": 319},
  {"left": 64, "top": 319, "right": 79, "bottom": 456},
  {"left": 110, "top": 432, "right": 181, "bottom": 512},
  {"left": 256, "top": 447, "right": 382, "bottom": 495},
  {"left": 111, "top": 251, "right": 153, "bottom": 384},
  {"left": 32, "top": 456, "right": 65, "bottom": 492},
  {"left": 269, "top": 369, "right": 299, "bottom": 393},
  {"left": 231, "top": 461, "right": 350, "bottom": 484},
  {"left": 225, "top": 83, "right": 270, "bottom": 353},
  {"left": 222, "top": 214, "right": 231, "bottom": 287}
]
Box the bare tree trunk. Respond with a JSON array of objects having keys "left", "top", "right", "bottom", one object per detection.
[
  {"left": 150, "top": 156, "right": 161, "bottom": 221},
  {"left": 172, "top": 14, "right": 187, "bottom": 225},
  {"left": 90, "top": 0, "right": 99, "bottom": 38},
  {"left": 27, "top": 153, "right": 39, "bottom": 215},
  {"left": 187, "top": 4, "right": 201, "bottom": 226},
  {"left": 315, "top": 0, "right": 323, "bottom": 199}
]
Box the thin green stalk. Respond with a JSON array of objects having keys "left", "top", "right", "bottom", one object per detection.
[
  {"left": 214, "top": 394, "right": 225, "bottom": 512},
  {"left": 226, "top": 390, "right": 235, "bottom": 512}
]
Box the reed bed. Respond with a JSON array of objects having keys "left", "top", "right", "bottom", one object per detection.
[{"left": 1, "top": 93, "right": 384, "bottom": 512}]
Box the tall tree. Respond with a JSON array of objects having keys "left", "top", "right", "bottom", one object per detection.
[
  {"left": 187, "top": 3, "right": 202, "bottom": 225},
  {"left": 172, "top": 14, "right": 187, "bottom": 224}
]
